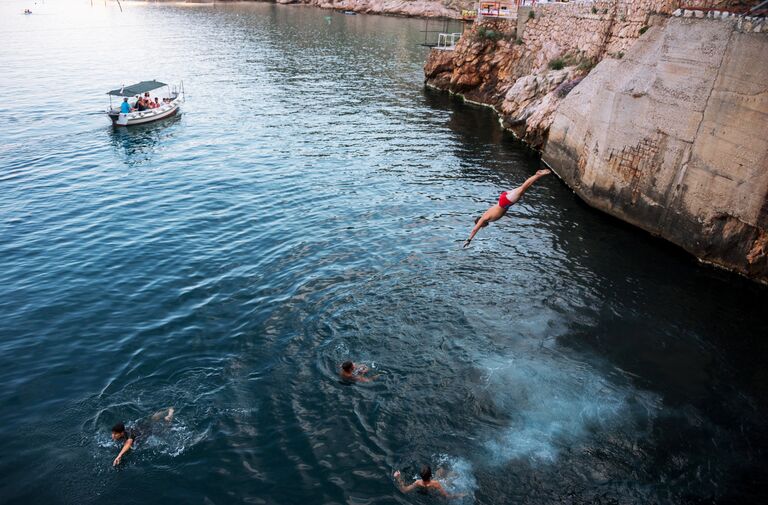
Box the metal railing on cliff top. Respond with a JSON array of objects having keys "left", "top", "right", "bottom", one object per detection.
[{"left": 678, "top": 0, "right": 766, "bottom": 15}]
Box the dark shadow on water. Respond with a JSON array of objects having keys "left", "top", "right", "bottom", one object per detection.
[{"left": 421, "top": 86, "right": 541, "bottom": 185}]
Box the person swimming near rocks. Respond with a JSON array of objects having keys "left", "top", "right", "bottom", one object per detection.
[
  {"left": 111, "top": 407, "right": 174, "bottom": 466},
  {"left": 340, "top": 361, "right": 375, "bottom": 383},
  {"left": 463, "top": 169, "right": 551, "bottom": 248},
  {"left": 394, "top": 465, "right": 461, "bottom": 498}
]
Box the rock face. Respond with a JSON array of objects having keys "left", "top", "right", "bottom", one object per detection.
[
  {"left": 424, "top": 21, "right": 584, "bottom": 147},
  {"left": 277, "top": 0, "right": 473, "bottom": 18},
  {"left": 425, "top": 0, "right": 676, "bottom": 147},
  {"left": 545, "top": 17, "right": 768, "bottom": 281},
  {"left": 425, "top": 2, "right": 768, "bottom": 282}
]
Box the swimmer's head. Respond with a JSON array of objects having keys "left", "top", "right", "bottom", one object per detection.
[
  {"left": 341, "top": 361, "right": 354, "bottom": 373},
  {"left": 420, "top": 465, "right": 432, "bottom": 482},
  {"left": 474, "top": 217, "right": 489, "bottom": 228},
  {"left": 111, "top": 422, "right": 126, "bottom": 440}
]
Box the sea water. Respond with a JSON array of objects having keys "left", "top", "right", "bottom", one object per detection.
[{"left": 1, "top": 2, "right": 767, "bottom": 504}]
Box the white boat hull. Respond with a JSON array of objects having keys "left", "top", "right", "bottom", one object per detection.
[{"left": 108, "top": 100, "right": 182, "bottom": 127}]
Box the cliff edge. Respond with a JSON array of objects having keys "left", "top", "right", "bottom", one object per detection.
[
  {"left": 545, "top": 16, "right": 768, "bottom": 281},
  {"left": 276, "top": 0, "right": 473, "bottom": 18},
  {"left": 425, "top": 2, "right": 768, "bottom": 282}
]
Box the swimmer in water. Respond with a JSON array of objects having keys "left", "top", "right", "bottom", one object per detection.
[
  {"left": 340, "top": 361, "right": 374, "bottom": 382},
  {"left": 394, "top": 465, "right": 458, "bottom": 498},
  {"left": 111, "top": 407, "right": 174, "bottom": 467},
  {"left": 463, "top": 168, "right": 551, "bottom": 248}
]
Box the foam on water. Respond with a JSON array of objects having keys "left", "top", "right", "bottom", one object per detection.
[
  {"left": 94, "top": 416, "right": 199, "bottom": 460},
  {"left": 434, "top": 454, "right": 478, "bottom": 504},
  {"left": 481, "top": 352, "right": 660, "bottom": 465}
]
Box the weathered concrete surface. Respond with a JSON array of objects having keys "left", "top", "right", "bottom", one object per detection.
[{"left": 544, "top": 17, "right": 768, "bottom": 281}]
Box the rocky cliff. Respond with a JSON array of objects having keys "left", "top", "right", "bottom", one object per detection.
[
  {"left": 425, "top": 0, "right": 678, "bottom": 147},
  {"left": 276, "top": 0, "right": 473, "bottom": 18},
  {"left": 545, "top": 16, "right": 768, "bottom": 281},
  {"left": 425, "top": 2, "right": 768, "bottom": 282}
]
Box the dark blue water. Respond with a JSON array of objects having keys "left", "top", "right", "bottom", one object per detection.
[{"left": 1, "top": 2, "right": 767, "bottom": 504}]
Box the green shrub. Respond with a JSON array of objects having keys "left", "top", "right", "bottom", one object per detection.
[
  {"left": 528, "top": 10, "right": 535, "bottom": 19},
  {"left": 638, "top": 25, "right": 649, "bottom": 35},
  {"left": 616, "top": 51, "right": 624, "bottom": 59},
  {"left": 476, "top": 26, "right": 503, "bottom": 42},
  {"left": 591, "top": 6, "right": 597, "bottom": 14},
  {"left": 602, "top": 8, "right": 608, "bottom": 14},
  {"left": 515, "top": 37, "right": 524, "bottom": 45},
  {"left": 576, "top": 56, "right": 596, "bottom": 72},
  {"left": 620, "top": 15, "right": 626, "bottom": 21},
  {"left": 548, "top": 58, "right": 565, "bottom": 70}
]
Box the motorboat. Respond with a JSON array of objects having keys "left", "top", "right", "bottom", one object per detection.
[{"left": 106, "top": 80, "right": 184, "bottom": 127}]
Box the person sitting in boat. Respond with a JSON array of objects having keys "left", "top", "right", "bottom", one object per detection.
[
  {"left": 136, "top": 96, "right": 148, "bottom": 111},
  {"left": 154, "top": 97, "right": 162, "bottom": 108},
  {"left": 120, "top": 97, "right": 132, "bottom": 114}
]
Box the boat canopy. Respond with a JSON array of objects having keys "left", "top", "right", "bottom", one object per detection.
[{"left": 107, "top": 80, "right": 167, "bottom": 97}]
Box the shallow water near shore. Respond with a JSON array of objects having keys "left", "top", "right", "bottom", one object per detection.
[{"left": 1, "top": 2, "right": 767, "bottom": 504}]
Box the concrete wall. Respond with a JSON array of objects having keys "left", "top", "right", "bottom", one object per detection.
[
  {"left": 544, "top": 16, "right": 768, "bottom": 281},
  {"left": 519, "top": 0, "right": 677, "bottom": 72}
]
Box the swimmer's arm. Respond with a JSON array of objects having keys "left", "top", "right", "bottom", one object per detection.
[
  {"left": 434, "top": 481, "right": 466, "bottom": 499},
  {"left": 113, "top": 437, "right": 133, "bottom": 466},
  {"left": 433, "top": 481, "right": 451, "bottom": 498},
  {"left": 393, "top": 471, "right": 417, "bottom": 493}
]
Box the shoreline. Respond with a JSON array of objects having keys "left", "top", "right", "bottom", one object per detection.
[{"left": 127, "top": 0, "right": 465, "bottom": 19}]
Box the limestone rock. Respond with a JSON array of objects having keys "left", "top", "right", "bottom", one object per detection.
[{"left": 544, "top": 17, "right": 768, "bottom": 282}]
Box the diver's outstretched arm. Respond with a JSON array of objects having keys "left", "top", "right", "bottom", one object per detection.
[{"left": 464, "top": 217, "right": 488, "bottom": 247}]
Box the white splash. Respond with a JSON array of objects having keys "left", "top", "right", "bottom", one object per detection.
[
  {"left": 481, "top": 352, "right": 658, "bottom": 464},
  {"left": 435, "top": 454, "right": 478, "bottom": 503}
]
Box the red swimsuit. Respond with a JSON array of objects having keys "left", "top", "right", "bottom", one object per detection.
[{"left": 498, "top": 191, "right": 513, "bottom": 209}]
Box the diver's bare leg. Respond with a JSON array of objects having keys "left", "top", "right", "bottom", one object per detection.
[{"left": 506, "top": 169, "right": 551, "bottom": 202}]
